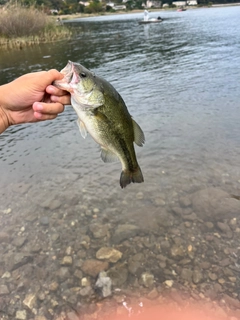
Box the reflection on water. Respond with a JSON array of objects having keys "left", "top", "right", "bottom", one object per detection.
[{"left": 1, "top": 6, "right": 240, "bottom": 319}]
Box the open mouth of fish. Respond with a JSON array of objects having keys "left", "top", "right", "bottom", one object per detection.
[{"left": 54, "top": 60, "right": 80, "bottom": 93}]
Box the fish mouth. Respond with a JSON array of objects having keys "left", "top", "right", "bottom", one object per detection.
[
  {"left": 54, "top": 61, "right": 80, "bottom": 92},
  {"left": 60, "top": 60, "right": 75, "bottom": 83}
]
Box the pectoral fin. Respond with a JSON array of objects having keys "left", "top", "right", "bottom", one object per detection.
[
  {"left": 77, "top": 118, "right": 87, "bottom": 139},
  {"left": 101, "top": 148, "right": 119, "bottom": 163},
  {"left": 132, "top": 119, "right": 145, "bottom": 146}
]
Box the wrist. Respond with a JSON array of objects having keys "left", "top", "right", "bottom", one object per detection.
[{"left": 0, "top": 105, "right": 10, "bottom": 134}]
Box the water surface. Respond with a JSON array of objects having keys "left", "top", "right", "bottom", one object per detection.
[{"left": 1, "top": 6, "right": 240, "bottom": 319}]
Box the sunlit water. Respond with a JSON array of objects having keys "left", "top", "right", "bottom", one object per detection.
[{"left": 1, "top": 6, "right": 240, "bottom": 318}]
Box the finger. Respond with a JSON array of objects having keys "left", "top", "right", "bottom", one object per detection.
[
  {"left": 34, "top": 112, "right": 58, "bottom": 121},
  {"left": 33, "top": 102, "right": 65, "bottom": 115},
  {"left": 47, "top": 69, "right": 64, "bottom": 82},
  {"left": 46, "top": 84, "right": 68, "bottom": 96},
  {"left": 50, "top": 94, "right": 71, "bottom": 105}
]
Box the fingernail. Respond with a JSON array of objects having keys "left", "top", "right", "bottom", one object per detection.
[
  {"left": 47, "top": 86, "right": 54, "bottom": 93},
  {"left": 34, "top": 112, "right": 42, "bottom": 119},
  {"left": 34, "top": 103, "right": 43, "bottom": 111}
]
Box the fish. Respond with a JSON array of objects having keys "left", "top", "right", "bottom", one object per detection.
[{"left": 54, "top": 61, "right": 145, "bottom": 188}]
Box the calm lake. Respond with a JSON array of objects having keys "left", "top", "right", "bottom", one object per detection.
[{"left": 1, "top": 6, "right": 240, "bottom": 319}]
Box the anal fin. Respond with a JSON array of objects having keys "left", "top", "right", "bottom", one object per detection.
[{"left": 101, "top": 148, "right": 119, "bottom": 163}]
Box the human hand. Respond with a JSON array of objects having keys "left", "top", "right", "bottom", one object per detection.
[{"left": 0, "top": 69, "right": 70, "bottom": 133}]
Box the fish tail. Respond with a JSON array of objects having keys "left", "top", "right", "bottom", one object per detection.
[{"left": 120, "top": 166, "right": 144, "bottom": 188}]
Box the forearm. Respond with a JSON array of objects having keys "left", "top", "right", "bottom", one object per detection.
[
  {"left": 0, "top": 106, "right": 10, "bottom": 134},
  {"left": 0, "top": 84, "right": 10, "bottom": 134}
]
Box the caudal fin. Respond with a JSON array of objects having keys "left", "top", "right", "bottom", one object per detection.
[{"left": 120, "top": 166, "right": 144, "bottom": 188}]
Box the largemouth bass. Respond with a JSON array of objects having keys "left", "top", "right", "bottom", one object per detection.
[{"left": 54, "top": 61, "right": 145, "bottom": 188}]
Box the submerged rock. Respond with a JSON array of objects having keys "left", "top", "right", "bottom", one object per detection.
[
  {"left": 112, "top": 224, "right": 140, "bottom": 244},
  {"left": 191, "top": 187, "right": 240, "bottom": 221},
  {"left": 81, "top": 259, "right": 109, "bottom": 277},
  {"left": 95, "top": 271, "right": 112, "bottom": 297},
  {"left": 96, "top": 247, "right": 122, "bottom": 263},
  {"left": 140, "top": 272, "right": 155, "bottom": 288},
  {"left": 89, "top": 223, "right": 109, "bottom": 239}
]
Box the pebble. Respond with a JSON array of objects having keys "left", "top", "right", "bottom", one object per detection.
[
  {"left": 192, "top": 270, "right": 203, "bottom": 284},
  {"left": 35, "top": 316, "right": 48, "bottom": 320},
  {"left": 112, "top": 224, "right": 140, "bottom": 244},
  {"left": 39, "top": 216, "right": 49, "bottom": 226},
  {"left": 81, "top": 277, "right": 91, "bottom": 287},
  {"left": 0, "top": 284, "right": 9, "bottom": 295},
  {"left": 3, "top": 208, "right": 11, "bottom": 214},
  {"left": 229, "top": 277, "right": 237, "bottom": 283},
  {"left": 95, "top": 271, "right": 112, "bottom": 297},
  {"left": 140, "top": 272, "right": 155, "bottom": 288},
  {"left": 40, "top": 199, "right": 62, "bottom": 210},
  {"left": 208, "top": 272, "right": 218, "bottom": 281},
  {"left": 74, "top": 269, "right": 83, "bottom": 279},
  {"left": 164, "top": 280, "right": 174, "bottom": 288},
  {"left": 179, "top": 196, "right": 191, "bottom": 207},
  {"left": 16, "top": 310, "right": 27, "bottom": 320},
  {"left": 217, "top": 222, "right": 232, "bottom": 233},
  {"left": 37, "top": 291, "right": 45, "bottom": 301},
  {"left": 66, "top": 246, "right": 72, "bottom": 255},
  {"left": 66, "top": 312, "right": 79, "bottom": 320},
  {"left": 180, "top": 268, "right": 193, "bottom": 282},
  {"left": 57, "top": 267, "right": 70, "bottom": 280},
  {"left": 136, "top": 192, "right": 144, "bottom": 199},
  {"left": 49, "top": 281, "right": 59, "bottom": 292},
  {"left": 1, "top": 271, "right": 11, "bottom": 278},
  {"left": 81, "top": 259, "right": 109, "bottom": 277},
  {"left": 155, "top": 198, "right": 166, "bottom": 206},
  {"left": 205, "top": 222, "right": 214, "bottom": 229},
  {"left": 51, "top": 233, "right": 59, "bottom": 242},
  {"left": 0, "top": 232, "right": 10, "bottom": 243},
  {"left": 23, "top": 293, "right": 36, "bottom": 310},
  {"left": 184, "top": 222, "right": 192, "bottom": 228},
  {"left": 79, "top": 286, "right": 93, "bottom": 297},
  {"left": 223, "top": 294, "right": 240, "bottom": 309},
  {"left": 61, "top": 256, "right": 73, "bottom": 266},
  {"left": 170, "top": 244, "right": 185, "bottom": 258},
  {"left": 218, "top": 278, "right": 225, "bottom": 284},
  {"left": 12, "top": 236, "right": 27, "bottom": 248},
  {"left": 201, "top": 262, "right": 211, "bottom": 269},
  {"left": 107, "top": 266, "right": 128, "bottom": 286},
  {"left": 89, "top": 224, "right": 109, "bottom": 239},
  {"left": 128, "top": 260, "right": 143, "bottom": 276},
  {"left": 96, "top": 247, "right": 122, "bottom": 263},
  {"left": 147, "top": 288, "right": 158, "bottom": 299}
]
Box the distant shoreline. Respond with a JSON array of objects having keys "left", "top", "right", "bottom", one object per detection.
[{"left": 60, "top": 4, "right": 240, "bottom": 20}]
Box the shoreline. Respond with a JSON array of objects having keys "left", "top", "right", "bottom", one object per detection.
[{"left": 60, "top": 4, "right": 240, "bottom": 20}]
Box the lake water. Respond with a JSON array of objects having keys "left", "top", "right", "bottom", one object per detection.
[{"left": 1, "top": 6, "right": 240, "bottom": 319}]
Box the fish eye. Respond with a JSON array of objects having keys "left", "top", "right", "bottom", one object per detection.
[{"left": 81, "top": 72, "right": 87, "bottom": 78}]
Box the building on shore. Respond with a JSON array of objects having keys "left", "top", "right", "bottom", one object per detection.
[
  {"left": 172, "top": 0, "right": 198, "bottom": 5},
  {"left": 143, "top": 0, "right": 162, "bottom": 8}
]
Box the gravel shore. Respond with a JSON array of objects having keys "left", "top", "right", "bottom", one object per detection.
[{"left": 1, "top": 178, "right": 240, "bottom": 319}]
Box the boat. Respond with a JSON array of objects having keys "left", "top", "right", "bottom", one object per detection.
[
  {"left": 138, "top": 10, "right": 163, "bottom": 24},
  {"left": 177, "top": 7, "right": 187, "bottom": 11},
  {"left": 138, "top": 18, "right": 163, "bottom": 24}
]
